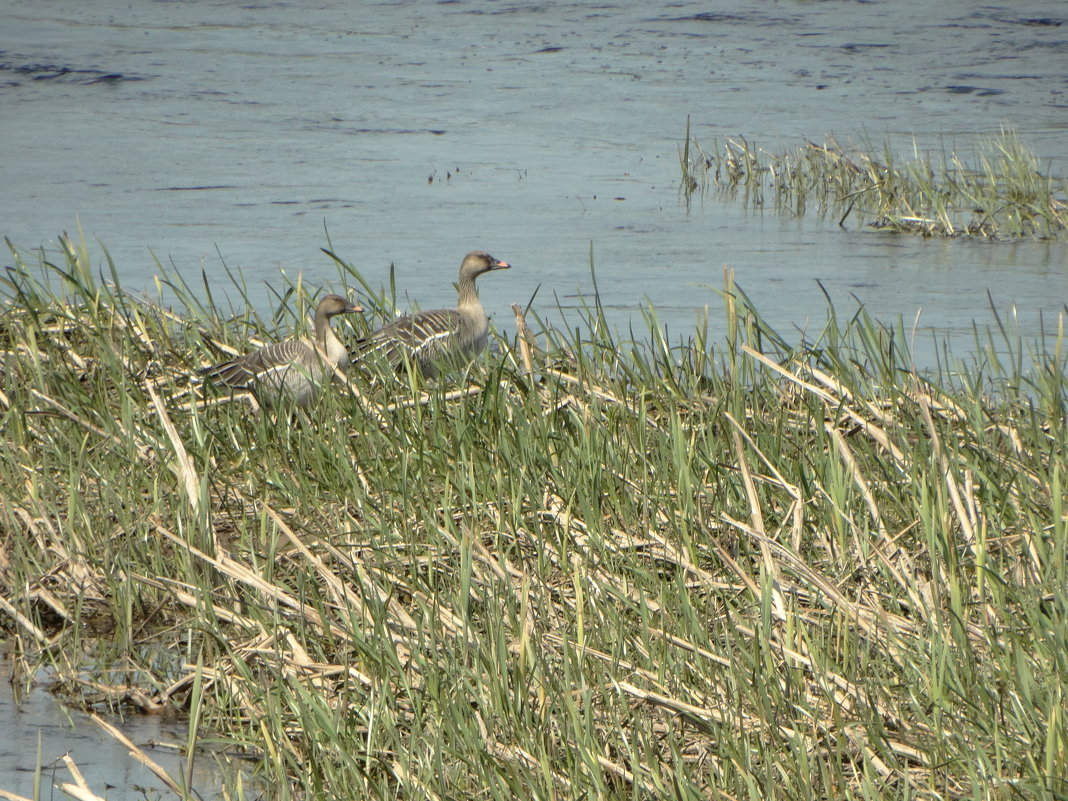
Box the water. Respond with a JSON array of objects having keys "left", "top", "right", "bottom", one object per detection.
[
  {"left": 1, "top": 1, "right": 1066, "bottom": 366},
  {"left": 0, "top": 659, "right": 242, "bottom": 800}
]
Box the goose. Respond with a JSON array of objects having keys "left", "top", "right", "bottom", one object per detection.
[
  {"left": 354, "top": 250, "right": 511, "bottom": 378},
  {"left": 200, "top": 293, "right": 363, "bottom": 407}
]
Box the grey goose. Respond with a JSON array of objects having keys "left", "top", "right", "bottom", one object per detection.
[
  {"left": 200, "top": 293, "right": 363, "bottom": 407},
  {"left": 354, "top": 250, "right": 511, "bottom": 378}
]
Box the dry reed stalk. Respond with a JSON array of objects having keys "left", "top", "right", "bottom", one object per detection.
[
  {"left": 27, "top": 388, "right": 149, "bottom": 458},
  {"left": 388, "top": 761, "right": 447, "bottom": 801},
  {"left": 54, "top": 675, "right": 166, "bottom": 714},
  {"left": 725, "top": 418, "right": 787, "bottom": 622},
  {"left": 719, "top": 513, "right": 914, "bottom": 664},
  {"left": 262, "top": 501, "right": 419, "bottom": 632},
  {"left": 134, "top": 569, "right": 257, "bottom": 628},
  {"left": 743, "top": 344, "right": 908, "bottom": 469},
  {"left": 511, "top": 303, "right": 536, "bottom": 377},
  {"left": 177, "top": 388, "right": 261, "bottom": 413},
  {"left": 912, "top": 380, "right": 978, "bottom": 552},
  {"left": 57, "top": 755, "right": 107, "bottom": 801},
  {"left": 542, "top": 369, "right": 627, "bottom": 409},
  {"left": 539, "top": 632, "right": 662, "bottom": 689},
  {"left": 263, "top": 503, "right": 375, "bottom": 627},
  {"left": 91, "top": 714, "right": 185, "bottom": 797},
  {"left": 0, "top": 593, "right": 48, "bottom": 645},
  {"left": 147, "top": 384, "right": 201, "bottom": 515},
  {"left": 24, "top": 586, "right": 72, "bottom": 624},
  {"left": 642, "top": 626, "right": 733, "bottom": 669},
  {"left": 153, "top": 519, "right": 351, "bottom": 642},
  {"left": 617, "top": 680, "right": 791, "bottom": 737},
  {"left": 482, "top": 741, "right": 574, "bottom": 796},
  {"left": 379, "top": 381, "right": 498, "bottom": 413},
  {"left": 826, "top": 422, "right": 887, "bottom": 557}
]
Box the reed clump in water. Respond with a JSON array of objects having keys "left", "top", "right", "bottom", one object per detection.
[
  {"left": 1, "top": 235, "right": 1066, "bottom": 800},
  {"left": 680, "top": 127, "right": 1068, "bottom": 239}
]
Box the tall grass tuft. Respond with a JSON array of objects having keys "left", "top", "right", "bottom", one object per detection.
[
  {"left": 680, "top": 127, "right": 1068, "bottom": 239},
  {"left": 1, "top": 235, "right": 1066, "bottom": 799}
]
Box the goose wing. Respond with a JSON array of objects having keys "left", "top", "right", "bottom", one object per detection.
[
  {"left": 355, "top": 309, "right": 459, "bottom": 368},
  {"left": 200, "top": 338, "right": 313, "bottom": 389}
]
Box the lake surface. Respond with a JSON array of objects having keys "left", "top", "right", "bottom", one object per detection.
[{"left": 2, "top": 1, "right": 1067, "bottom": 367}]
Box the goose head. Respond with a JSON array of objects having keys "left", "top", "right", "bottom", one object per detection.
[
  {"left": 317, "top": 294, "right": 364, "bottom": 318},
  {"left": 459, "top": 251, "right": 511, "bottom": 280}
]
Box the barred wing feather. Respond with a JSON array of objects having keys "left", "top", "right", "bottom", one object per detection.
[
  {"left": 200, "top": 339, "right": 314, "bottom": 389},
  {"left": 358, "top": 309, "right": 461, "bottom": 370}
]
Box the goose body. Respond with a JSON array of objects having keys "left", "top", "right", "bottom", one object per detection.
[
  {"left": 200, "top": 293, "right": 362, "bottom": 407},
  {"left": 356, "top": 250, "right": 511, "bottom": 378}
]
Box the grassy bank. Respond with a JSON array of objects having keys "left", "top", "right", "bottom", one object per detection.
[
  {"left": 1, "top": 236, "right": 1066, "bottom": 800},
  {"left": 680, "top": 123, "right": 1068, "bottom": 240}
]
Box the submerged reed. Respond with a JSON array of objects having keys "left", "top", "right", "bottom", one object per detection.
[
  {"left": 1, "top": 235, "right": 1066, "bottom": 800},
  {"left": 680, "top": 128, "right": 1068, "bottom": 240}
]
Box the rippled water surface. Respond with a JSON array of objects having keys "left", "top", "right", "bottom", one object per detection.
[{"left": 3, "top": 1, "right": 1067, "bottom": 364}]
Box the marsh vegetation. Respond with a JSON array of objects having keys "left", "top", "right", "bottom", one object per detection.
[
  {"left": 680, "top": 122, "right": 1068, "bottom": 240},
  {"left": 1, "top": 235, "right": 1066, "bottom": 799}
]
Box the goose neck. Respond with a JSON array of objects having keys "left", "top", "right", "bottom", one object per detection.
[
  {"left": 457, "top": 273, "right": 482, "bottom": 308},
  {"left": 313, "top": 309, "right": 332, "bottom": 345}
]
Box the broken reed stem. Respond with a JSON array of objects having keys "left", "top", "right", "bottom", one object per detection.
[
  {"left": 512, "top": 303, "right": 536, "bottom": 377},
  {"left": 147, "top": 384, "right": 201, "bottom": 516},
  {"left": 91, "top": 715, "right": 186, "bottom": 798}
]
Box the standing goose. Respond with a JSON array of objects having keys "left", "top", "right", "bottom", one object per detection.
[
  {"left": 355, "top": 250, "right": 511, "bottom": 378},
  {"left": 200, "top": 293, "right": 363, "bottom": 407}
]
